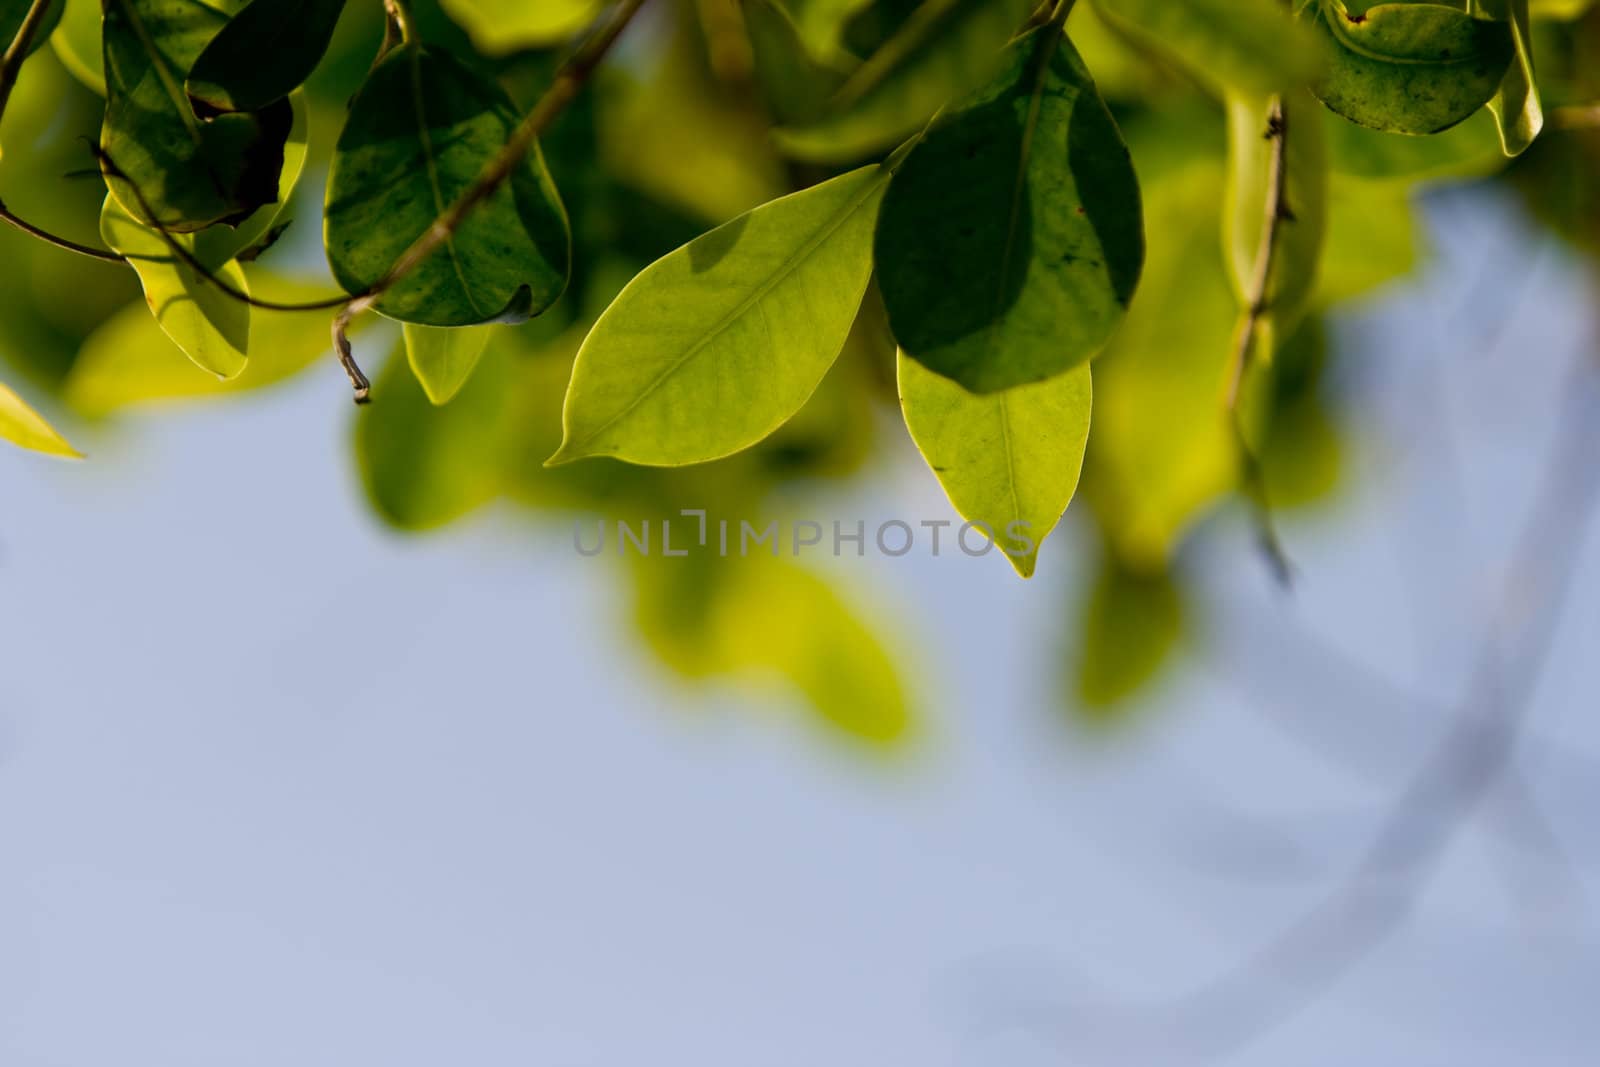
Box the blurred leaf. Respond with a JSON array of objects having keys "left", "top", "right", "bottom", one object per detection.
[
  {"left": 1323, "top": 104, "right": 1504, "bottom": 179},
  {"left": 1314, "top": 176, "right": 1418, "bottom": 304},
  {"left": 1305, "top": 0, "right": 1514, "bottom": 135},
  {"left": 50, "top": 0, "right": 104, "bottom": 94},
  {"left": 0, "top": 379, "right": 80, "bottom": 457},
  {"left": 403, "top": 322, "right": 493, "bottom": 405},
  {"left": 775, "top": 0, "right": 1035, "bottom": 162},
  {"left": 1074, "top": 555, "right": 1184, "bottom": 716},
  {"left": 101, "top": 0, "right": 292, "bottom": 231},
  {"left": 1091, "top": 0, "right": 1326, "bottom": 94},
  {"left": 325, "top": 45, "right": 570, "bottom": 326},
  {"left": 186, "top": 0, "right": 347, "bottom": 113},
  {"left": 1223, "top": 91, "right": 1327, "bottom": 361},
  {"left": 550, "top": 165, "right": 886, "bottom": 467},
  {"left": 632, "top": 552, "right": 914, "bottom": 745},
  {"left": 899, "top": 351, "right": 1092, "bottom": 579},
  {"left": 1481, "top": 0, "right": 1543, "bottom": 155},
  {"left": 743, "top": 0, "right": 850, "bottom": 124},
  {"left": 1083, "top": 160, "right": 1240, "bottom": 569},
  {"left": 64, "top": 276, "right": 350, "bottom": 415},
  {"left": 1530, "top": 0, "right": 1596, "bottom": 15},
  {"left": 876, "top": 26, "right": 1144, "bottom": 393},
  {"left": 438, "top": 0, "right": 602, "bottom": 53},
  {"left": 355, "top": 330, "right": 521, "bottom": 530}
]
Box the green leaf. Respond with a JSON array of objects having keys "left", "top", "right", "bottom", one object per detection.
[
  {"left": 1074, "top": 556, "right": 1183, "bottom": 714},
  {"left": 550, "top": 165, "right": 887, "bottom": 467},
  {"left": 1478, "top": 0, "right": 1542, "bottom": 155},
  {"left": 1090, "top": 0, "right": 1327, "bottom": 94},
  {"left": 631, "top": 553, "right": 914, "bottom": 745},
  {"left": 186, "top": 0, "right": 347, "bottom": 113},
  {"left": 874, "top": 26, "right": 1144, "bottom": 394},
  {"left": 437, "top": 0, "right": 602, "bottom": 53},
  {"left": 899, "top": 351, "right": 1092, "bottom": 579},
  {"left": 100, "top": 193, "right": 251, "bottom": 379},
  {"left": 1223, "top": 91, "right": 1327, "bottom": 361},
  {"left": 774, "top": 0, "right": 1036, "bottom": 162},
  {"left": 324, "top": 44, "right": 571, "bottom": 326},
  {"left": 100, "top": 0, "right": 292, "bottom": 232},
  {"left": 1304, "top": 0, "right": 1514, "bottom": 135},
  {"left": 356, "top": 330, "right": 519, "bottom": 530},
  {"left": 743, "top": 0, "right": 850, "bottom": 125},
  {"left": 1314, "top": 176, "right": 1418, "bottom": 304},
  {"left": 0, "top": 380, "right": 81, "bottom": 458},
  {"left": 189, "top": 89, "right": 310, "bottom": 268},
  {"left": 49, "top": 0, "right": 103, "bottom": 94},
  {"left": 403, "top": 322, "right": 493, "bottom": 406},
  {"left": 64, "top": 276, "right": 351, "bottom": 415},
  {"left": 1, "top": 0, "right": 62, "bottom": 57}
]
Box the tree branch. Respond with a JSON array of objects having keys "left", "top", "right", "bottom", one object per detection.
[{"left": 0, "top": 0, "right": 54, "bottom": 122}]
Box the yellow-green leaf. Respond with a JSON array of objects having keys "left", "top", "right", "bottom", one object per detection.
[
  {"left": 899, "top": 352, "right": 1092, "bottom": 579},
  {"left": 550, "top": 166, "right": 887, "bottom": 467},
  {"left": 0, "top": 380, "right": 81, "bottom": 457},
  {"left": 403, "top": 323, "right": 494, "bottom": 406},
  {"left": 437, "top": 0, "right": 602, "bottom": 53},
  {"left": 1091, "top": 0, "right": 1327, "bottom": 94}
]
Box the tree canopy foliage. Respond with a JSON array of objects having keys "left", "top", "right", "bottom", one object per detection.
[{"left": 2, "top": 0, "right": 1599, "bottom": 735}]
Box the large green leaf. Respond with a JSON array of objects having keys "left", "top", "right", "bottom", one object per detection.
[
  {"left": 186, "top": 0, "right": 347, "bottom": 113},
  {"left": 1, "top": 0, "right": 63, "bottom": 58},
  {"left": 549, "top": 165, "right": 887, "bottom": 467},
  {"left": 1091, "top": 0, "right": 1327, "bottom": 94},
  {"left": 0, "top": 380, "right": 80, "bottom": 458},
  {"left": 324, "top": 45, "right": 571, "bottom": 326},
  {"left": 1304, "top": 0, "right": 1514, "bottom": 135},
  {"left": 774, "top": 0, "right": 1035, "bottom": 162},
  {"left": 874, "top": 26, "right": 1143, "bottom": 394},
  {"left": 1223, "top": 91, "right": 1327, "bottom": 362},
  {"left": 403, "top": 323, "right": 493, "bottom": 406},
  {"left": 100, "top": 0, "right": 291, "bottom": 232},
  {"left": 899, "top": 352, "right": 1092, "bottom": 579}
]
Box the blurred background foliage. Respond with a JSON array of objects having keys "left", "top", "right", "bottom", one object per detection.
[{"left": 2, "top": 0, "right": 1599, "bottom": 747}]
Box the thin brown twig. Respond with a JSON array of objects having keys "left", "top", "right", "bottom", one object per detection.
[
  {"left": 330, "top": 0, "right": 651, "bottom": 401},
  {"left": 0, "top": 197, "right": 124, "bottom": 261},
  {"left": 0, "top": 0, "right": 54, "bottom": 122}
]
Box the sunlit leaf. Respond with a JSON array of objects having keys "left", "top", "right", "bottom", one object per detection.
[
  {"left": 325, "top": 44, "right": 571, "bottom": 326},
  {"left": 437, "top": 0, "right": 602, "bottom": 53},
  {"left": 100, "top": 194, "right": 251, "bottom": 379},
  {"left": 775, "top": 0, "right": 1035, "bottom": 162},
  {"left": 186, "top": 0, "right": 347, "bottom": 113},
  {"left": 101, "top": 0, "right": 292, "bottom": 231},
  {"left": 550, "top": 165, "right": 887, "bottom": 467},
  {"left": 1223, "top": 91, "right": 1327, "bottom": 362},
  {"left": 1091, "top": 0, "right": 1326, "bottom": 94},
  {"left": 403, "top": 322, "right": 493, "bottom": 406},
  {"left": 875, "top": 26, "right": 1144, "bottom": 393},
  {"left": 0, "top": 380, "right": 81, "bottom": 457},
  {"left": 899, "top": 351, "right": 1092, "bottom": 579},
  {"left": 64, "top": 276, "right": 351, "bottom": 415},
  {"left": 1304, "top": 0, "right": 1514, "bottom": 135}
]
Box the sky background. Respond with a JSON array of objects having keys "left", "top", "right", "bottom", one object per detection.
[{"left": 2, "top": 184, "right": 1598, "bottom": 1064}]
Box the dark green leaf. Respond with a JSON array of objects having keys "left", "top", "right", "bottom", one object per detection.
[
  {"left": 186, "top": 0, "right": 347, "bottom": 113},
  {"left": 324, "top": 45, "right": 571, "bottom": 326},
  {"left": 101, "top": 0, "right": 292, "bottom": 232},
  {"left": 1, "top": 0, "right": 62, "bottom": 57},
  {"left": 874, "top": 26, "right": 1144, "bottom": 394},
  {"left": 1304, "top": 0, "right": 1514, "bottom": 135}
]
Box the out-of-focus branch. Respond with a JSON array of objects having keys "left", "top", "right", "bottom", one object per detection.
[{"left": 0, "top": 0, "right": 54, "bottom": 122}]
